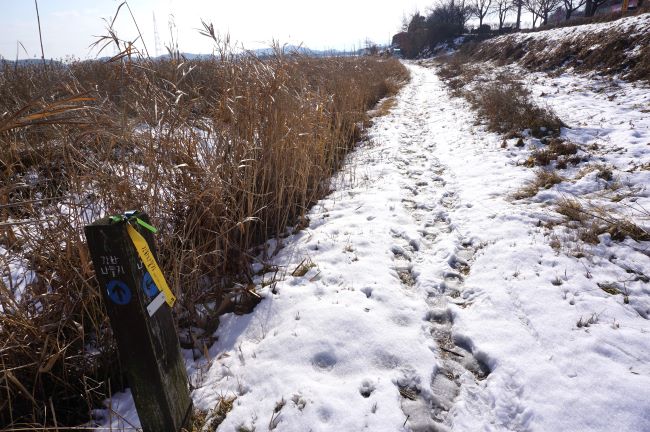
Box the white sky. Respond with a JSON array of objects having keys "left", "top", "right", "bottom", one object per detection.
[{"left": 0, "top": 0, "right": 439, "bottom": 60}]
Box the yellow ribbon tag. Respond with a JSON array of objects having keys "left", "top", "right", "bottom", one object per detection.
[{"left": 126, "top": 223, "right": 176, "bottom": 307}]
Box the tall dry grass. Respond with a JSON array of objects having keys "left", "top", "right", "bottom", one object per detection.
[{"left": 0, "top": 45, "right": 408, "bottom": 426}]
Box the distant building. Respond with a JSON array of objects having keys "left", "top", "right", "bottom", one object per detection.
[
  {"left": 391, "top": 32, "right": 414, "bottom": 58},
  {"left": 391, "top": 33, "right": 409, "bottom": 50},
  {"left": 609, "top": 0, "right": 639, "bottom": 12},
  {"left": 596, "top": 0, "right": 639, "bottom": 13}
]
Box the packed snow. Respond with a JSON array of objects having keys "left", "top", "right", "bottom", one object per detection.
[{"left": 97, "top": 60, "right": 650, "bottom": 431}]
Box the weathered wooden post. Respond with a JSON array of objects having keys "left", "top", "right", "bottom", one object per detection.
[{"left": 84, "top": 211, "right": 192, "bottom": 432}]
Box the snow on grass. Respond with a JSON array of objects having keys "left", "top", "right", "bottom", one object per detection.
[
  {"left": 0, "top": 245, "right": 36, "bottom": 308},
  {"left": 429, "top": 61, "right": 650, "bottom": 430},
  {"left": 502, "top": 13, "right": 650, "bottom": 43},
  {"left": 97, "top": 63, "right": 650, "bottom": 431},
  {"left": 462, "top": 13, "right": 650, "bottom": 82}
]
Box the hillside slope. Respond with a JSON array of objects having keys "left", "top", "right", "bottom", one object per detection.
[{"left": 460, "top": 13, "right": 650, "bottom": 81}]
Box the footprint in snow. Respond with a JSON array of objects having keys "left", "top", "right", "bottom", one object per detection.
[
  {"left": 359, "top": 379, "right": 376, "bottom": 398},
  {"left": 312, "top": 351, "right": 337, "bottom": 371},
  {"left": 396, "top": 266, "right": 417, "bottom": 287},
  {"left": 391, "top": 245, "right": 412, "bottom": 261}
]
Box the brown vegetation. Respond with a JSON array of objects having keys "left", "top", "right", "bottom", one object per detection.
[
  {"left": 466, "top": 77, "right": 564, "bottom": 136},
  {"left": 437, "top": 63, "right": 565, "bottom": 137},
  {"left": 513, "top": 169, "right": 565, "bottom": 199},
  {"left": 0, "top": 49, "right": 408, "bottom": 427},
  {"left": 555, "top": 197, "right": 650, "bottom": 242},
  {"left": 524, "top": 138, "right": 579, "bottom": 167}
]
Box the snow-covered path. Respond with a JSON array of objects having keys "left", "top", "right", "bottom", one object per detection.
[
  {"left": 190, "top": 64, "right": 489, "bottom": 432},
  {"left": 104, "top": 64, "right": 650, "bottom": 432}
]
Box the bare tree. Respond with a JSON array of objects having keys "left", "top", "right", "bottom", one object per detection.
[
  {"left": 563, "top": 0, "right": 586, "bottom": 19},
  {"left": 471, "top": 0, "right": 493, "bottom": 27},
  {"left": 429, "top": 0, "right": 473, "bottom": 31},
  {"left": 400, "top": 13, "right": 409, "bottom": 32},
  {"left": 523, "top": 0, "right": 542, "bottom": 27},
  {"left": 523, "top": 0, "right": 561, "bottom": 26},
  {"left": 364, "top": 39, "right": 379, "bottom": 55},
  {"left": 457, "top": 0, "right": 474, "bottom": 29},
  {"left": 584, "top": 0, "right": 608, "bottom": 16},
  {"left": 513, "top": 0, "right": 523, "bottom": 29},
  {"left": 495, "top": 0, "right": 513, "bottom": 30},
  {"left": 538, "top": 0, "right": 563, "bottom": 24}
]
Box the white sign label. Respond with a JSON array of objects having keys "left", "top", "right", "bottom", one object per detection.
[{"left": 147, "top": 291, "right": 166, "bottom": 317}]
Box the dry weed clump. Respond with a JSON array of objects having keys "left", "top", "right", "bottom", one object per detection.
[
  {"left": 183, "top": 394, "right": 237, "bottom": 432},
  {"left": 0, "top": 49, "right": 408, "bottom": 426},
  {"left": 575, "top": 163, "right": 615, "bottom": 181},
  {"left": 435, "top": 55, "right": 481, "bottom": 97},
  {"left": 466, "top": 75, "right": 565, "bottom": 137},
  {"left": 513, "top": 169, "right": 564, "bottom": 199},
  {"left": 436, "top": 54, "right": 471, "bottom": 80},
  {"left": 435, "top": 64, "right": 565, "bottom": 138},
  {"left": 555, "top": 197, "right": 587, "bottom": 222},
  {"left": 554, "top": 198, "right": 650, "bottom": 243},
  {"left": 525, "top": 138, "right": 579, "bottom": 167}
]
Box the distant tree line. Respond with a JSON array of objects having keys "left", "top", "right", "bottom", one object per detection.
[{"left": 392, "top": 0, "right": 641, "bottom": 58}]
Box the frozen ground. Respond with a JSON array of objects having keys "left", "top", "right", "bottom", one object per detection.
[{"left": 99, "top": 62, "right": 650, "bottom": 431}]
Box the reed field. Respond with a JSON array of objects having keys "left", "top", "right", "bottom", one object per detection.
[{"left": 0, "top": 44, "right": 408, "bottom": 427}]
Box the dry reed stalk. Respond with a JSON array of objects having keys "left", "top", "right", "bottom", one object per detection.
[{"left": 0, "top": 44, "right": 408, "bottom": 426}]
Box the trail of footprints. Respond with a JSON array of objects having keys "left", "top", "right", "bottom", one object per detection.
[{"left": 387, "top": 108, "right": 490, "bottom": 431}]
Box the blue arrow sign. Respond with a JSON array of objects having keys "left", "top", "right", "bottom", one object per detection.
[
  {"left": 106, "top": 280, "right": 132, "bottom": 305},
  {"left": 142, "top": 271, "right": 160, "bottom": 298}
]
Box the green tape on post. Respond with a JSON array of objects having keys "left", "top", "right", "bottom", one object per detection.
[{"left": 136, "top": 218, "right": 158, "bottom": 234}]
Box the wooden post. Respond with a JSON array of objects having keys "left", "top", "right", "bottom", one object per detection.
[{"left": 84, "top": 212, "right": 192, "bottom": 432}]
